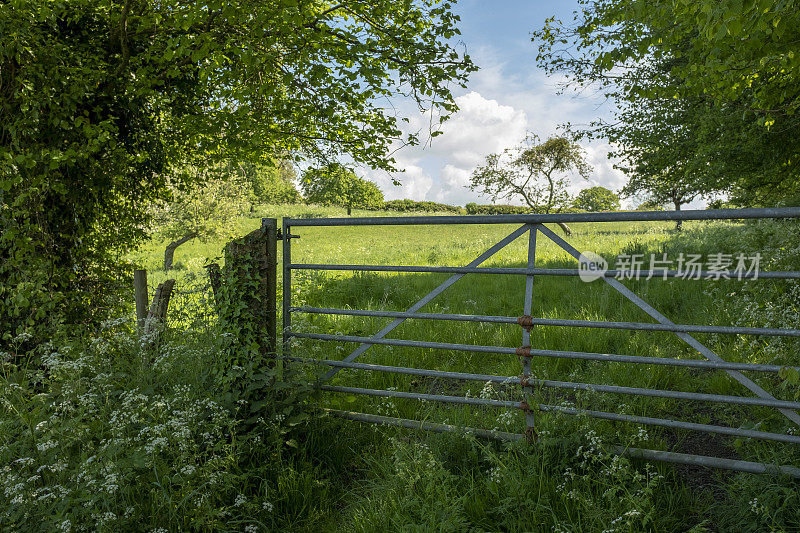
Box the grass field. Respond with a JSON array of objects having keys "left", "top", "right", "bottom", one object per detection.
[{"left": 130, "top": 204, "right": 800, "bottom": 531}]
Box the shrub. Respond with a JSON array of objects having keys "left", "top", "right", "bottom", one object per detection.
[
  {"left": 634, "top": 200, "right": 666, "bottom": 211},
  {"left": 466, "top": 203, "right": 532, "bottom": 215},
  {"left": 465, "top": 203, "right": 535, "bottom": 215},
  {"left": 0, "top": 231, "right": 317, "bottom": 531},
  {"left": 573, "top": 186, "right": 621, "bottom": 211}
]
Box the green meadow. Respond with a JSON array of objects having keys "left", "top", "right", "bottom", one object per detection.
[{"left": 128, "top": 204, "right": 800, "bottom": 531}]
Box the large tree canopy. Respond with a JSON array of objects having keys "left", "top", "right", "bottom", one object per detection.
[
  {"left": 301, "top": 163, "right": 384, "bottom": 215},
  {"left": 469, "top": 135, "right": 590, "bottom": 235},
  {"left": 532, "top": 0, "right": 800, "bottom": 206},
  {"left": 0, "top": 0, "right": 474, "bottom": 347}
]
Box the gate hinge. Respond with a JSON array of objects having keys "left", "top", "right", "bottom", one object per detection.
[{"left": 277, "top": 230, "right": 300, "bottom": 240}]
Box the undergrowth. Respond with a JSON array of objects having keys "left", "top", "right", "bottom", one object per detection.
[{"left": 0, "top": 323, "right": 325, "bottom": 531}]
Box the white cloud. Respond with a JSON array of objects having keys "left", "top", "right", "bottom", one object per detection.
[
  {"left": 440, "top": 164, "right": 472, "bottom": 189},
  {"left": 356, "top": 46, "right": 632, "bottom": 207},
  {"left": 363, "top": 91, "right": 529, "bottom": 204},
  {"left": 369, "top": 161, "right": 433, "bottom": 202},
  {"left": 425, "top": 91, "right": 528, "bottom": 161},
  {"left": 578, "top": 142, "right": 627, "bottom": 193}
]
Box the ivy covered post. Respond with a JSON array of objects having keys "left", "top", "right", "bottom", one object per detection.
[
  {"left": 216, "top": 219, "right": 313, "bottom": 433},
  {"left": 219, "top": 219, "right": 278, "bottom": 363}
]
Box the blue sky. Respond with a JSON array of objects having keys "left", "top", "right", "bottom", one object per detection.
[{"left": 362, "top": 0, "right": 634, "bottom": 207}]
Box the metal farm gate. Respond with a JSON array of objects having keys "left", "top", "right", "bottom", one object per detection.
[{"left": 281, "top": 208, "right": 800, "bottom": 477}]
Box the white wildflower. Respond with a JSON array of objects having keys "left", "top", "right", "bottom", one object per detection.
[
  {"left": 496, "top": 410, "right": 514, "bottom": 427},
  {"left": 36, "top": 440, "right": 58, "bottom": 452}
]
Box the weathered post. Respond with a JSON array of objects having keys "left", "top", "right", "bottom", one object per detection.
[
  {"left": 133, "top": 269, "right": 149, "bottom": 330},
  {"left": 204, "top": 263, "right": 222, "bottom": 305},
  {"left": 144, "top": 279, "right": 176, "bottom": 336},
  {"left": 142, "top": 278, "right": 176, "bottom": 365}
]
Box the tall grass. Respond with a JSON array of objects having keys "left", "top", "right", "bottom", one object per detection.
[{"left": 40, "top": 206, "right": 796, "bottom": 531}]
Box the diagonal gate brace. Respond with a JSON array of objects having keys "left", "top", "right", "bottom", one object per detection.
[
  {"left": 324, "top": 224, "right": 532, "bottom": 380},
  {"left": 535, "top": 223, "right": 800, "bottom": 427}
]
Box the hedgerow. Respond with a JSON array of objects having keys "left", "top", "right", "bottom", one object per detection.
[{"left": 382, "top": 199, "right": 464, "bottom": 213}]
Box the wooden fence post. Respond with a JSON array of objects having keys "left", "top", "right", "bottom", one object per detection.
[
  {"left": 134, "top": 269, "right": 148, "bottom": 330},
  {"left": 145, "top": 279, "right": 176, "bottom": 333},
  {"left": 204, "top": 263, "right": 222, "bottom": 305}
]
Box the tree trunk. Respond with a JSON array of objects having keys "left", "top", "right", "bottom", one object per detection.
[
  {"left": 145, "top": 279, "right": 175, "bottom": 334},
  {"left": 542, "top": 171, "right": 571, "bottom": 236},
  {"left": 672, "top": 194, "right": 683, "bottom": 231},
  {"left": 347, "top": 205, "right": 352, "bottom": 215},
  {"left": 164, "top": 232, "right": 198, "bottom": 271}
]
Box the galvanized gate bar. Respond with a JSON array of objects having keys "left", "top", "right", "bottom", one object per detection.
[
  {"left": 609, "top": 445, "right": 800, "bottom": 477},
  {"left": 290, "top": 264, "right": 800, "bottom": 279},
  {"left": 289, "top": 332, "right": 798, "bottom": 373},
  {"left": 287, "top": 206, "right": 800, "bottom": 226},
  {"left": 322, "top": 385, "right": 518, "bottom": 408},
  {"left": 320, "top": 385, "right": 800, "bottom": 444},
  {"left": 290, "top": 307, "right": 800, "bottom": 337},
  {"left": 537, "top": 403, "right": 800, "bottom": 444},
  {"left": 535, "top": 223, "right": 800, "bottom": 427},
  {"left": 324, "top": 408, "right": 524, "bottom": 442},
  {"left": 291, "top": 357, "right": 800, "bottom": 410},
  {"left": 326, "top": 408, "right": 800, "bottom": 477},
  {"left": 521, "top": 226, "right": 536, "bottom": 438},
  {"left": 322, "top": 224, "right": 532, "bottom": 380}
]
